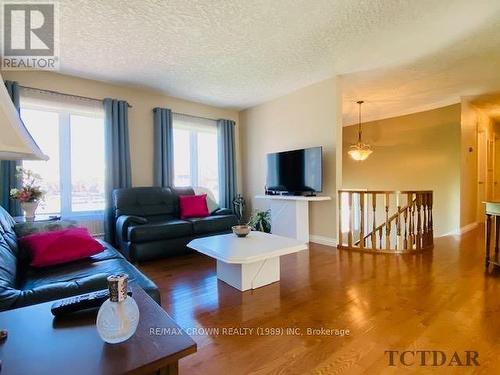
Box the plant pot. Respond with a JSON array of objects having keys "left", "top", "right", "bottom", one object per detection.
[
  {"left": 232, "top": 225, "right": 252, "bottom": 238},
  {"left": 21, "top": 201, "right": 39, "bottom": 222}
]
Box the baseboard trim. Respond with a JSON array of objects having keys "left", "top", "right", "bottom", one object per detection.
[
  {"left": 309, "top": 235, "right": 337, "bottom": 247},
  {"left": 437, "top": 222, "right": 478, "bottom": 237},
  {"left": 436, "top": 230, "right": 459, "bottom": 237},
  {"left": 460, "top": 222, "right": 478, "bottom": 235}
]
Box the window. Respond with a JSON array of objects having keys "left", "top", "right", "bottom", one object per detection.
[
  {"left": 20, "top": 89, "right": 105, "bottom": 217},
  {"left": 172, "top": 113, "right": 219, "bottom": 202}
]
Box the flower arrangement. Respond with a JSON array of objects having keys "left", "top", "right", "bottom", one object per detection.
[
  {"left": 232, "top": 194, "right": 246, "bottom": 224},
  {"left": 10, "top": 167, "right": 44, "bottom": 203}
]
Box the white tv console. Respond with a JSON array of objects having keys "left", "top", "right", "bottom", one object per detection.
[{"left": 255, "top": 195, "right": 331, "bottom": 243}]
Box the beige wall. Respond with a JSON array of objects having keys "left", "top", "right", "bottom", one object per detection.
[
  {"left": 0, "top": 70, "right": 240, "bottom": 189},
  {"left": 343, "top": 104, "right": 461, "bottom": 236},
  {"left": 239, "top": 78, "right": 341, "bottom": 242}
]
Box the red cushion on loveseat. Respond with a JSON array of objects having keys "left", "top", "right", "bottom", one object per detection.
[
  {"left": 19, "top": 227, "right": 105, "bottom": 268},
  {"left": 179, "top": 194, "right": 209, "bottom": 219}
]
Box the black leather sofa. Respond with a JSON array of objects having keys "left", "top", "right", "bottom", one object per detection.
[
  {"left": 0, "top": 205, "right": 160, "bottom": 312},
  {"left": 113, "top": 187, "right": 238, "bottom": 262}
]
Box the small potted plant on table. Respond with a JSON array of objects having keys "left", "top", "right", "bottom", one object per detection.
[
  {"left": 248, "top": 209, "right": 271, "bottom": 233},
  {"left": 232, "top": 194, "right": 252, "bottom": 237}
]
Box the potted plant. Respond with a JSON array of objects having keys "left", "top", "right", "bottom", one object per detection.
[
  {"left": 248, "top": 209, "right": 271, "bottom": 233},
  {"left": 10, "top": 167, "right": 44, "bottom": 222}
]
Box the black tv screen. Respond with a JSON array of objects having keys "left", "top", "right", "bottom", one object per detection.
[{"left": 266, "top": 146, "right": 322, "bottom": 194}]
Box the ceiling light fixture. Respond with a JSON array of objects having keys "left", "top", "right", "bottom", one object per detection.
[{"left": 348, "top": 100, "right": 372, "bottom": 161}]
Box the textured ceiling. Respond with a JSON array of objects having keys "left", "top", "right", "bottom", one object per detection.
[
  {"left": 341, "top": 16, "right": 500, "bottom": 125},
  {"left": 57, "top": 0, "right": 500, "bottom": 116}
]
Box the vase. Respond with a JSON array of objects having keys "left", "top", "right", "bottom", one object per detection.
[
  {"left": 21, "top": 201, "right": 39, "bottom": 222},
  {"left": 97, "top": 274, "right": 139, "bottom": 344}
]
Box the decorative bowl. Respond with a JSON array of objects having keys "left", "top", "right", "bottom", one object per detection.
[{"left": 232, "top": 225, "right": 252, "bottom": 238}]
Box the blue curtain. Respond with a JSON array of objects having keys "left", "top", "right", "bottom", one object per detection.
[
  {"left": 0, "top": 81, "right": 22, "bottom": 216},
  {"left": 103, "top": 98, "right": 132, "bottom": 244},
  {"left": 153, "top": 107, "right": 173, "bottom": 187},
  {"left": 217, "top": 119, "right": 237, "bottom": 211}
]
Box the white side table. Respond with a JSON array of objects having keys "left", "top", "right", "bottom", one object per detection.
[{"left": 255, "top": 195, "right": 331, "bottom": 242}]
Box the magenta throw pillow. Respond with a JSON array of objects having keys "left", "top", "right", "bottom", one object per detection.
[
  {"left": 19, "top": 227, "right": 105, "bottom": 268},
  {"left": 179, "top": 194, "right": 210, "bottom": 219}
]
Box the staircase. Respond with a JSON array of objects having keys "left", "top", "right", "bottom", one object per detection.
[{"left": 337, "top": 190, "right": 434, "bottom": 253}]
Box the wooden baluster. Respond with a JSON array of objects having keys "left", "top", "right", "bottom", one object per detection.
[
  {"left": 422, "top": 194, "right": 427, "bottom": 247},
  {"left": 416, "top": 193, "right": 422, "bottom": 250},
  {"left": 338, "top": 191, "right": 343, "bottom": 247},
  {"left": 412, "top": 195, "right": 417, "bottom": 248},
  {"left": 359, "top": 192, "right": 365, "bottom": 249},
  {"left": 403, "top": 206, "right": 408, "bottom": 250},
  {"left": 407, "top": 193, "right": 413, "bottom": 249},
  {"left": 428, "top": 194, "right": 432, "bottom": 246},
  {"left": 371, "top": 193, "right": 377, "bottom": 250},
  {"left": 427, "top": 193, "right": 431, "bottom": 246},
  {"left": 379, "top": 227, "right": 383, "bottom": 249},
  {"left": 348, "top": 192, "right": 353, "bottom": 248},
  {"left": 385, "top": 193, "right": 390, "bottom": 250},
  {"left": 426, "top": 193, "right": 431, "bottom": 246},
  {"left": 396, "top": 193, "right": 401, "bottom": 251},
  {"left": 425, "top": 193, "right": 431, "bottom": 246},
  {"left": 429, "top": 192, "right": 434, "bottom": 246}
]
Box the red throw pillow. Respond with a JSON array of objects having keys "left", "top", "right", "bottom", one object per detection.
[
  {"left": 179, "top": 194, "right": 209, "bottom": 219},
  {"left": 19, "top": 227, "right": 105, "bottom": 268}
]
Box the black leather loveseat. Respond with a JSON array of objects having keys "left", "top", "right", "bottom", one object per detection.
[
  {"left": 113, "top": 187, "right": 238, "bottom": 262},
  {"left": 0, "top": 205, "right": 160, "bottom": 312}
]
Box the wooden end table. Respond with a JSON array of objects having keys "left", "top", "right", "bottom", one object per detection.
[
  {"left": 484, "top": 201, "right": 500, "bottom": 269},
  {"left": 0, "top": 285, "right": 196, "bottom": 375}
]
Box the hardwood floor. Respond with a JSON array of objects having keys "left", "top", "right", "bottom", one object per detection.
[{"left": 139, "top": 228, "right": 500, "bottom": 374}]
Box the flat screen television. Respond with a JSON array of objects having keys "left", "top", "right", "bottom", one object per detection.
[{"left": 266, "top": 146, "right": 322, "bottom": 195}]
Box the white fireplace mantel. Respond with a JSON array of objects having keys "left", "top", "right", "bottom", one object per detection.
[{"left": 255, "top": 195, "right": 331, "bottom": 243}]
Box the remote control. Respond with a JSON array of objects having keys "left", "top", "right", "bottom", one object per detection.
[{"left": 51, "top": 289, "right": 132, "bottom": 317}]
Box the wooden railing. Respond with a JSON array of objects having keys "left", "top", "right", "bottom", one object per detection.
[{"left": 337, "top": 190, "right": 433, "bottom": 253}]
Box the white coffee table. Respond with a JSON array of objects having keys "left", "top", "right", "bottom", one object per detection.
[{"left": 187, "top": 231, "right": 308, "bottom": 291}]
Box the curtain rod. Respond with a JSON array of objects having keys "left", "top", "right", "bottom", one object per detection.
[
  {"left": 19, "top": 85, "right": 133, "bottom": 108},
  {"left": 173, "top": 111, "right": 217, "bottom": 121}
]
